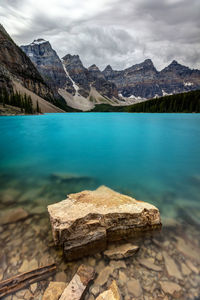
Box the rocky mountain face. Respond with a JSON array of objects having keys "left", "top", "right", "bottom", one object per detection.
[
  {"left": 103, "top": 59, "right": 200, "bottom": 99},
  {"left": 21, "top": 39, "right": 67, "bottom": 92},
  {"left": 19, "top": 33, "right": 200, "bottom": 109},
  {"left": 62, "top": 54, "right": 118, "bottom": 99},
  {"left": 0, "top": 25, "right": 54, "bottom": 101},
  {"left": 20, "top": 43, "right": 120, "bottom": 110}
]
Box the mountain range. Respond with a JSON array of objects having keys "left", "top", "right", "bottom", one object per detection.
[{"left": 1, "top": 24, "right": 200, "bottom": 112}]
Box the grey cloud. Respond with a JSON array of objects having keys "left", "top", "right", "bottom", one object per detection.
[{"left": 1, "top": 0, "right": 200, "bottom": 70}]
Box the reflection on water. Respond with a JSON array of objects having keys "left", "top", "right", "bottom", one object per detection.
[
  {"left": 0, "top": 172, "right": 199, "bottom": 300},
  {"left": 0, "top": 113, "right": 200, "bottom": 299}
]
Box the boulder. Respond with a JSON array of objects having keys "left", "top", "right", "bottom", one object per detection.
[
  {"left": 96, "top": 280, "right": 121, "bottom": 300},
  {"left": 104, "top": 243, "right": 139, "bottom": 260},
  {"left": 59, "top": 264, "right": 95, "bottom": 300},
  {"left": 48, "top": 186, "right": 161, "bottom": 260}
]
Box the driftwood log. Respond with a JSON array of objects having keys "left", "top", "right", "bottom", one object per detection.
[{"left": 0, "top": 263, "right": 56, "bottom": 298}]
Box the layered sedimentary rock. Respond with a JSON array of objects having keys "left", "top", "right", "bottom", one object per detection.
[
  {"left": 62, "top": 55, "right": 118, "bottom": 99},
  {"left": 103, "top": 59, "right": 200, "bottom": 99},
  {"left": 48, "top": 186, "right": 161, "bottom": 260}
]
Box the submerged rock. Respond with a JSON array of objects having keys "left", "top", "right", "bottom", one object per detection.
[
  {"left": 139, "top": 258, "right": 162, "bottom": 271},
  {"left": 159, "top": 281, "right": 182, "bottom": 297},
  {"left": 42, "top": 282, "right": 67, "bottom": 300},
  {"left": 162, "top": 251, "right": 182, "bottom": 280},
  {"left": 48, "top": 186, "right": 161, "bottom": 260},
  {"left": 96, "top": 280, "right": 121, "bottom": 300},
  {"left": 95, "top": 266, "right": 114, "bottom": 286},
  {"left": 127, "top": 278, "right": 142, "bottom": 297},
  {"left": 0, "top": 207, "right": 28, "bottom": 225},
  {"left": 104, "top": 243, "right": 139, "bottom": 260}
]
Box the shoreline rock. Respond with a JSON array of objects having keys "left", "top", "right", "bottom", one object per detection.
[{"left": 48, "top": 186, "right": 162, "bottom": 260}]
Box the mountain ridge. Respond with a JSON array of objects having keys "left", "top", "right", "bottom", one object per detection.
[{"left": 19, "top": 35, "right": 200, "bottom": 110}]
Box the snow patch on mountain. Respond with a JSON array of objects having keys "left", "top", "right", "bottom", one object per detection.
[
  {"left": 30, "top": 39, "right": 47, "bottom": 46},
  {"left": 184, "top": 82, "right": 193, "bottom": 87},
  {"left": 62, "top": 60, "right": 80, "bottom": 96},
  {"left": 162, "top": 89, "right": 172, "bottom": 96}
]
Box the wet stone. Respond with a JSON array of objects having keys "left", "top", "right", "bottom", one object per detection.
[
  {"left": 0, "top": 207, "right": 29, "bottom": 225},
  {"left": 55, "top": 271, "right": 67, "bottom": 282},
  {"left": 159, "top": 281, "right": 182, "bottom": 297},
  {"left": 118, "top": 271, "right": 127, "bottom": 286},
  {"left": 30, "top": 282, "right": 37, "bottom": 293},
  {"left": 180, "top": 262, "right": 191, "bottom": 276},
  {"left": 18, "top": 258, "right": 38, "bottom": 273},
  {"left": 42, "top": 281, "right": 67, "bottom": 300},
  {"left": 162, "top": 251, "right": 182, "bottom": 280},
  {"left": 104, "top": 244, "right": 139, "bottom": 260},
  {"left": 96, "top": 280, "right": 121, "bottom": 300},
  {"left": 95, "top": 266, "right": 114, "bottom": 286},
  {"left": 139, "top": 258, "right": 162, "bottom": 272},
  {"left": 127, "top": 278, "right": 142, "bottom": 297}
]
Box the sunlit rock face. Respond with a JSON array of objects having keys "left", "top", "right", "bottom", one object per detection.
[
  {"left": 103, "top": 59, "right": 200, "bottom": 99},
  {"left": 48, "top": 186, "right": 162, "bottom": 261}
]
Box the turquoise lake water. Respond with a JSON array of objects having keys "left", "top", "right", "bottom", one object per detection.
[{"left": 0, "top": 113, "right": 200, "bottom": 221}]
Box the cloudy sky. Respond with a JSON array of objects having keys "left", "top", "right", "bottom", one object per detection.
[{"left": 1, "top": 0, "right": 200, "bottom": 70}]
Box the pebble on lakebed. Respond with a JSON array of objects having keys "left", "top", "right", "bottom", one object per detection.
[{"left": 48, "top": 185, "right": 162, "bottom": 260}]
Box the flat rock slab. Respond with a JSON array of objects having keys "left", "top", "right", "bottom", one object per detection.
[
  {"left": 42, "top": 282, "right": 67, "bottom": 300},
  {"left": 59, "top": 264, "right": 95, "bottom": 300},
  {"left": 104, "top": 244, "right": 139, "bottom": 260},
  {"left": 139, "top": 258, "right": 162, "bottom": 272},
  {"left": 159, "top": 281, "right": 182, "bottom": 297},
  {"left": 48, "top": 186, "right": 161, "bottom": 260},
  {"left": 0, "top": 207, "right": 28, "bottom": 225}
]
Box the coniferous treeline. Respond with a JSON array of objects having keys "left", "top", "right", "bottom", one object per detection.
[
  {"left": 91, "top": 90, "right": 200, "bottom": 113},
  {"left": 0, "top": 88, "right": 41, "bottom": 114},
  {"left": 126, "top": 90, "right": 200, "bottom": 113}
]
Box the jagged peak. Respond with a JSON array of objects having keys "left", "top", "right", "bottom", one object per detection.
[
  {"left": 169, "top": 60, "right": 179, "bottom": 66},
  {"left": 88, "top": 64, "right": 100, "bottom": 71},
  {"left": 104, "top": 65, "right": 113, "bottom": 71},
  {"left": 143, "top": 59, "right": 154, "bottom": 66},
  {"left": 62, "top": 54, "right": 80, "bottom": 60},
  {"left": 163, "top": 60, "right": 190, "bottom": 71}
]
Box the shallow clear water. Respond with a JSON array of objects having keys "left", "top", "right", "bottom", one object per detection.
[
  {"left": 0, "top": 113, "right": 200, "bottom": 300},
  {"left": 1, "top": 113, "right": 200, "bottom": 212}
]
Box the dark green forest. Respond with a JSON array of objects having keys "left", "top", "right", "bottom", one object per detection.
[
  {"left": 0, "top": 88, "right": 41, "bottom": 114},
  {"left": 91, "top": 90, "right": 200, "bottom": 113}
]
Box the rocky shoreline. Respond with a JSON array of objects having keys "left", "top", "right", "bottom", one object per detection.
[{"left": 0, "top": 173, "right": 199, "bottom": 300}]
